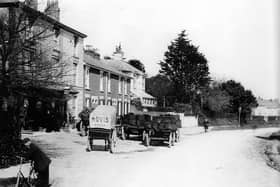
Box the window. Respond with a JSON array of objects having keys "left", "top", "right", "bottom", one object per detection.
[
  {"left": 86, "top": 97, "right": 90, "bottom": 108},
  {"left": 142, "top": 77, "right": 145, "bottom": 90},
  {"left": 100, "top": 71, "right": 104, "bottom": 91},
  {"left": 73, "top": 63, "right": 77, "bottom": 85},
  {"left": 124, "top": 80, "right": 128, "bottom": 95},
  {"left": 118, "top": 77, "right": 122, "bottom": 94},
  {"left": 108, "top": 73, "right": 111, "bottom": 93},
  {"left": 85, "top": 66, "right": 90, "bottom": 89},
  {"left": 54, "top": 27, "right": 60, "bottom": 44},
  {"left": 133, "top": 79, "right": 136, "bottom": 90},
  {"left": 74, "top": 35, "right": 79, "bottom": 57}
]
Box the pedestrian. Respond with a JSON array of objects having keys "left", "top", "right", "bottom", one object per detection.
[
  {"left": 78, "top": 107, "right": 90, "bottom": 136},
  {"left": 203, "top": 118, "right": 209, "bottom": 133},
  {"left": 22, "top": 138, "right": 51, "bottom": 187}
]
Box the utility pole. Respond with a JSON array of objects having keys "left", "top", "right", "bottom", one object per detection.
[{"left": 238, "top": 106, "right": 242, "bottom": 127}]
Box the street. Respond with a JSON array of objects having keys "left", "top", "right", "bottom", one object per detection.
[{"left": 1, "top": 127, "right": 280, "bottom": 187}]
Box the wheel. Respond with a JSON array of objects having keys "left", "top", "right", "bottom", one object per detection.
[
  {"left": 175, "top": 129, "right": 180, "bottom": 142},
  {"left": 168, "top": 132, "right": 172, "bottom": 148},
  {"left": 171, "top": 132, "right": 175, "bottom": 146},
  {"left": 142, "top": 130, "right": 145, "bottom": 142},
  {"left": 86, "top": 137, "right": 93, "bottom": 152},
  {"left": 143, "top": 131, "right": 150, "bottom": 147},
  {"left": 121, "top": 126, "right": 125, "bottom": 140},
  {"left": 110, "top": 129, "right": 117, "bottom": 153}
]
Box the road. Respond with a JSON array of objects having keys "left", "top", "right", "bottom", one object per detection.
[
  {"left": 46, "top": 127, "right": 280, "bottom": 187},
  {"left": 1, "top": 127, "right": 279, "bottom": 187}
]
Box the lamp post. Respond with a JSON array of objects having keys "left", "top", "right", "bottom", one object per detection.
[
  {"left": 238, "top": 106, "right": 242, "bottom": 127},
  {"left": 196, "top": 89, "right": 202, "bottom": 109}
]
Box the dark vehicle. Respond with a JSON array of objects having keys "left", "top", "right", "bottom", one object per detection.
[{"left": 143, "top": 114, "right": 181, "bottom": 147}]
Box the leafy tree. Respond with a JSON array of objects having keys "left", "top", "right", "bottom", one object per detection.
[
  {"left": 146, "top": 74, "right": 175, "bottom": 107},
  {"left": 128, "top": 59, "right": 145, "bottom": 73},
  {"left": 159, "top": 30, "right": 211, "bottom": 105},
  {"left": 220, "top": 80, "right": 258, "bottom": 122},
  {"left": 204, "top": 83, "right": 231, "bottom": 116}
]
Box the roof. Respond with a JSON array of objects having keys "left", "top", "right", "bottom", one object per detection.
[
  {"left": 84, "top": 54, "right": 132, "bottom": 79},
  {"left": 257, "top": 98, "right": 280, "bottom": 109},
  {"left": 0, "top": 1, "right": 87, "bottom": 38},
  {"left": 103, "top": 59, "right": 144, "bottom": 76},
  {"left": 132, "top": 90, "right": 155, "bottom": 99}
]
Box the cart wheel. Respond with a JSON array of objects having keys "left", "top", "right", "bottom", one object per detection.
[
  {"left": 172, "top": 132, "right": 175, "bottom": 146},
  {"left": 121, "top": 126, "right": 125, "bottom": 140},
  {"left": 176, "top": 129, "right": 180, "bottom": 142},
  {"left": 142, "top": 130, "right": 145, "bottom": 142},
  {"left": 110, "top": 129, "right": 117, "bottom": 153},
  {"left": 168, "top": 132, "right": 172, "bottom": 148},
  {"left": 144, "top": 132, "right": 150, "bottom": 147}
]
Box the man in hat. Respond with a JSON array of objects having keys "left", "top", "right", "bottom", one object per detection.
[{"left": 22, "top": 138, "right": 51, "bottom": 187}]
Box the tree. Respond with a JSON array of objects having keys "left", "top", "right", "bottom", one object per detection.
[
  {"left": 204, "top": 83, "right": 231, "bottom": 116},
  {"left": 220, "top": 80, "right": 258, "bottom": 122},
  {"left": 128, "top": 59, "right": 145, "bottom": 73},
  {"left": 160, "top": 30, "right": 211, "bottom": 105},
  {"left": 146, "top": 74, "right": 175, "bottom": 107},
  {"left": 0, "top": 1, "right": 70, "bottom": 166}
]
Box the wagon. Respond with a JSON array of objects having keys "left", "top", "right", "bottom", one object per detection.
[
  {"left": 87, "top": 105, "right": 117, "bottom": 153},
  {"left": 122, "top": 114, "right": 151, "bottom": 140},
  {"left": 143, "top": 115, "right": 181, "bottom": 148}
]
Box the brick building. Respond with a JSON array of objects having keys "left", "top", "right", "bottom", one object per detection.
[
  {"left": 105, "top": 45, "right": 157, "bottom": 110},
  {"left": 84, "top": 47, "right": 132, "bottom": 116}
]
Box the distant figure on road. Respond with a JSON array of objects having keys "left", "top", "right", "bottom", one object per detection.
[
  {"left": 23, "top": 138, "right": 51, "bottom": 187},
  {"left": 203, "top": 118, "right": 209, "bottom": 133}
]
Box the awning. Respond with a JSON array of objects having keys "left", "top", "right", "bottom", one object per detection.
[{"left": 131, "top": 90, "right": 155, "bottom": 99}]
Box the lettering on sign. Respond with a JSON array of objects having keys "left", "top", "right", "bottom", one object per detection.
[{"left": 90, "top": 115, "right": 111, "bottom": 128}]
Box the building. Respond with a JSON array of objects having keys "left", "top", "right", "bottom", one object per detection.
[
  {"left": 251, "top": 98, "right": 280, "bottom": 121},
  {"left": 104, "top": 45, "right": 157, "bottom": 110},
  {"left": 84, "top": 46, "right": 132, "bottom": 116},
  {"left": 0, "top": 0, "right": 87, "bottom": 121}
]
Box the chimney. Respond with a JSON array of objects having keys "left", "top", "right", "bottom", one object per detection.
[
  {"left": 25, "top": 0, "right": 38, "bottom": 10},
  {"left": 84, "top": 45, "right": 100, "bottom": 60},
  {"left": 45, "top": 0, "right": 60, "bottom": 21}
]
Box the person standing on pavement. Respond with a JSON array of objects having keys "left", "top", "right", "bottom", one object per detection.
[
  {"left": 23, "top": 138, "right": 51, "bottom": 187},
  {"left": 78, "top": 107, "right": 90, "bottom": 136}
]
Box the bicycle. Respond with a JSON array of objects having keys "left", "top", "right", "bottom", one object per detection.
[{"left": 15, "top": 157, "right": 38, "bottom": 187}]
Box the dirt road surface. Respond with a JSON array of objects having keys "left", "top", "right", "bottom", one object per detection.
[{"left": 1, "top": 127, "right": 279, "bottom": 187}]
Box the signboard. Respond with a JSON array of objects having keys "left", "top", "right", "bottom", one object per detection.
[
  {"left": 90, "top": 115, "right": 111, "bottom": 129},
  {"left": 89, "top": 105, "right": 116, "bottom": 129}
]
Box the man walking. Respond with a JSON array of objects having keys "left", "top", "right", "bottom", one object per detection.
[{"left": 23, "top": 138, "right": 51, "bottom": 187}]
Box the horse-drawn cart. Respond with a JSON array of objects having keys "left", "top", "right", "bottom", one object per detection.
[
  {"left": 143, "top": 115, "right": 181, "bottom": 147},
  {"left": 87, "top": 105, "right": 117, "bottom": 153}
]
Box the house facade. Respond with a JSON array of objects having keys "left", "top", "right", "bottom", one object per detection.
[
  {"left": 0, "top": 0, "right": 87, "bottom": 120},
  {"left": 39, "top": 0, "right": 87, "bottom": 119},
  {"left": 105, "top": 45, "right": 157, "bottom": 110},
  {"left": 84, "top": 48, "right": 132, "bottom": 116},
  {"left": 251, "top": 98, "right": 280, "bottom": 121}
]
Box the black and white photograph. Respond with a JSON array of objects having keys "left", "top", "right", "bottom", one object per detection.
[{"left": 0, "top": 0, "right": 279, "bottom": 186}]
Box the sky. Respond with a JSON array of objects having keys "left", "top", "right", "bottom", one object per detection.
[{"left": 38, "top": 0, "right": 279, "bottom": 100}]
